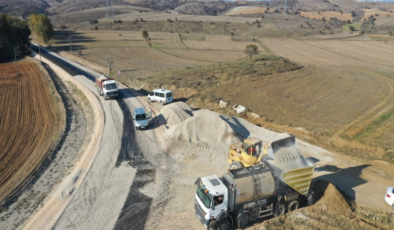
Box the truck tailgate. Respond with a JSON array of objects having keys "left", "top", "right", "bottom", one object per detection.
[{"left": 281, "top": 166, "right": 314, "bottom": 196}]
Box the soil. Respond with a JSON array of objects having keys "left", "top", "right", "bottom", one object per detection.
[
  {"left": 0, "top": 58, "right": 92, "bottom": 230},
  {"left": 0, "top": 62, "right": 62, "bottom": 202}
]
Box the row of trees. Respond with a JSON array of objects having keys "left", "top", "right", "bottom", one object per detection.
[
  {"left": 0, "top": 13, "right": 31, "bottom": 61},
  {"left": 0, "top": 13, "right": 54, "bottom": 61}
]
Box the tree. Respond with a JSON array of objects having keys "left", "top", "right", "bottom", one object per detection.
[
  {"left": 142, "top": 29, "right": 149, "bottom": 39},
  {"left": 349, "top": 25, "right": 356, "bottom": 31},
  {"left": 28, "top": 14, "right": 54, "bottom": 44},
  {"left": 351, "top": 11, "right": 357, "bottom": 17},
  {"left": 0, "top": 13, "right": 31, "bottom": 61},
  {"left": 244, "top": 44, "right": 258, "bottom": 60},
  {"left": 105, "top": 55, "right": 114, "bottom": 73}
]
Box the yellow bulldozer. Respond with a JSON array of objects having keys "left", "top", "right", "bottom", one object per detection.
[{"left": 228, "top": 135, "right": 297, "bottom": 169}]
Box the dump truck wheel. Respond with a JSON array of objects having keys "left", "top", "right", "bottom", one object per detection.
[
  {"left": 237, "top": 213, "right": 250, "bottom": 228},
  {"left": 217, "top": 219, "right": 230, "bottom": 230},
  {"left": 287, "top": 200, "right": 299, "bottom": 212},
  {"left": 208, "top": 220, "right": 217, "bottom": 230},
  {"left": 274, "top": 203, "right": 285, "bottom": 217},
  {"left": 230, "top": 161, "right": 243, "bottom": 170},
  {"left": 160, "top": 100, "right": 164, "bottom": 105}
]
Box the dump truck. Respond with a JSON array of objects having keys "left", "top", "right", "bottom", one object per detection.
[
  {"left": 228, "top": 135, "right": 298, "bottom": 170},
  {"left": 195, "top": 136, "right": 315, "bottom": 230},
  {"left": 95, "top": 75, "right": 118, "bottom": 100}
]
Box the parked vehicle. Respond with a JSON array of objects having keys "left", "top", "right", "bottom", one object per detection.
[
  {"left": 148, "top": 89, "right": 173, "bottom": 105},
  {"left": 194, "top": 136, "right": 315, "bottom": 230},
  {"left": 95, "top": 75, "right": 118, "bottom": 100},
  {"left": 385, "top": 187, "right": 394, "bottom": 209},
  {"left": 133, "top": 107, "right": 152, "bottom": 130}
]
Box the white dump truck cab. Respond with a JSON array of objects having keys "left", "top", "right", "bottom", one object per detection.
[
  {"left": 102, "top": 80, "right": 118, "bottom": 100},
  {"left": 194, "top": 175, "right": 228, "bottom": 229}
]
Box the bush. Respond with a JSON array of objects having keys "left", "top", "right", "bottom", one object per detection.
[
  {"left": 351, "top": 11, "right": 357, "bottom": 17},
  {"left": 349, "top": 25, "right": 356, "bottom": 31},
  {"left": 94, "top": 26, "right": 98, "bottom": 30}
]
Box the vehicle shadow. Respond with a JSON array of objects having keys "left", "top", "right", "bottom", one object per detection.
[
  {"left": 118, "top": 88, "right": 135, "bottom": 99},
  {"left": 219, "top": 115, "right": 250, "bottom": 140}
]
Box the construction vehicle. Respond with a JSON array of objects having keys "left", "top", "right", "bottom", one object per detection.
[
  {"left": 195, "top": 136, "right": 315, "bottom": 230},
  {"left": 95, "top": 75, "right": 118, "bottom": 100},
  {"left": 228, "top": 135, "right": 296, "bottom": 170}
]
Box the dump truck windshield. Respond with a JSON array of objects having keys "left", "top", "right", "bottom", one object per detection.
[
  {"left": 136, "top": 114, "right": 146, "bottom": 121},
  {"left": 106, "top": 83, "right": 117, "bottom": 90},
  {"left": 196, "top": 183, "right": 212, "bottom": 208}
]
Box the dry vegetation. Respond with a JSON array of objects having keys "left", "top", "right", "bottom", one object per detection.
[{"left": 0, "top": 62, "right": 63, "bottom": 201}]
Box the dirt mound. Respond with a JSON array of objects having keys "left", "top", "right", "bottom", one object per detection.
[
  {"left": 310, "top": 180, "right": 352, "bottom": 217},
  {"left": 160, "top": 102, "right": 193, "bottom": 127},
  {"left": 165, "top": 108, "right": 241, "bottom": 146}
]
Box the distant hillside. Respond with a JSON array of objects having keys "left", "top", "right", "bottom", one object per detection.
[
  {"left": 0, "top": 0, "right": 191, "bottom": 16},
  {"left": 0, "top": 0, "right": 49, "bottom": 18},
  {"left": 1, "top": 0, "right": 394, "bottom": 18}
]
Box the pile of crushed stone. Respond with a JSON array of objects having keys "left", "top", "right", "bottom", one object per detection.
[
  {"left": 267, "top": 143, "right": 313, "bottom": 172},
  {"left": 160, "top": 102, "right": 193, "bottom": 127},
  {"left": 165, "top": 109, "right": 241, "bottom": 147}
]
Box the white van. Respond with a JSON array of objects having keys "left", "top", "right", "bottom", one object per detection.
[
  {"left": 133, "top": 107, "right": 152, "bottom": 130},
  {"left": 148, "top": 89, "right": 173, "bottom": 105}
]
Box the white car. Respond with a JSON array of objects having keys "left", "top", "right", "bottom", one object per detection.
[
  {"left": 132, "top": 107, "right": 152, "bottom": 130},
  {"left": 385, "top": 187, "right": 394, "bottom": 209}
]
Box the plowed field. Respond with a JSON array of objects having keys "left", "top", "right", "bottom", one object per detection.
[{"left": 0, "top": 62, "right": 62, "bottom": 201}]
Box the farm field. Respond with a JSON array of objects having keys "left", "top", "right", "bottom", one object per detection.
[
  {"left": 50, "top": 19, "right": 394, "bottom": 163},
  {"left": 0, "top": 62, "right": 62, "bottom": 201}
]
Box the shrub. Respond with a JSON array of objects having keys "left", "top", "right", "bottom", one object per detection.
[
  {"left": 351, "top": 11, "right": 357, "bottom": 17},
  {"left": 349, "top": 25, "right": 356, "bottom": 31},
  {"left": 94, "top": 26, "right": 98, "bottom": 30},
  {"left": 142, "top": 29, "right": 149, "bottom": 38}
]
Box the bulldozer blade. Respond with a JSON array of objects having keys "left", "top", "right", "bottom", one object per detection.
[{"left": 271, "top": 135, "right": 296, "bottom": 155}]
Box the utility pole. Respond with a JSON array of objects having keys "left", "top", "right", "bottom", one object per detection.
[
  {"left": 11, "top": 17, "right": 19, "bottom": 75},
  {"left": 68, "top": 35, "right": 72, "bottom": 53},
  {"left": 14, "top": 47, "right": 19, "bottom": 75},
  {"left": 106, "top": 0, "right": 113, "bottom": 18},
  {"left": 284, "top": 0, "right": 288, "bottom": 16}
]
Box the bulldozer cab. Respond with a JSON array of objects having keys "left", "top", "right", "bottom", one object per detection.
[
  {"left": 243, "top": 138, "right": 262, "bottom": 158},
  {"left": 228, "top": 137, "right": 263, "bottom": 169}
]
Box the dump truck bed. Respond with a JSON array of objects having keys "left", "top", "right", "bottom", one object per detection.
[
  {"left": 264, "top": 158, "right": 314, "bottom": 196},
  {"left": 261, "top": 136, "right": 314, "bottom": 196}
]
